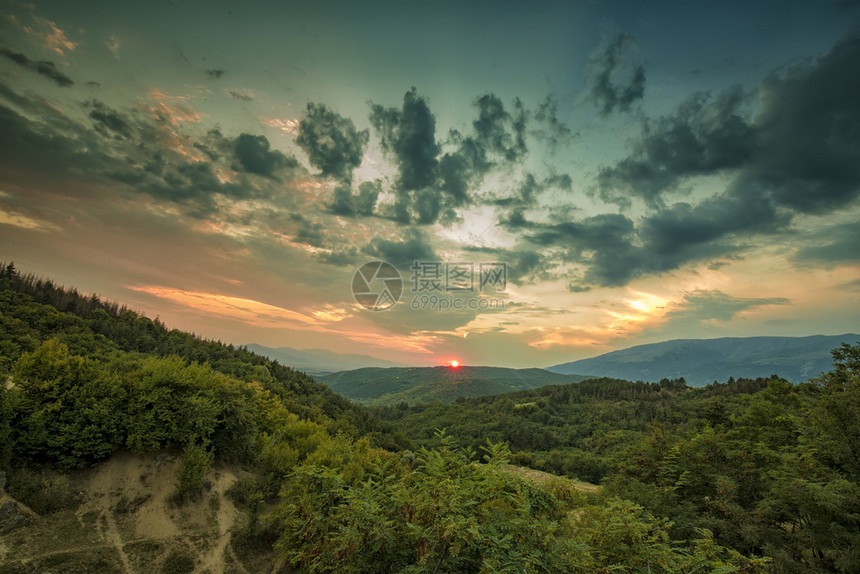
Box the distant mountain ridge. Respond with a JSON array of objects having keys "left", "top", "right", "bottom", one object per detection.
[
  {"left": 318, "top": 366, "right": 591, "bottom": 406},
  {"left": 245, "top": 344, "right": 408, "bottom": 376},
  {"left": 547, "top": 334, "right": 860, "bottom": 386}
]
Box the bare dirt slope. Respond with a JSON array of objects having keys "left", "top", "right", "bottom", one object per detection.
[{"left": 0, "top": 451, "right": 280, "bottom": 574}]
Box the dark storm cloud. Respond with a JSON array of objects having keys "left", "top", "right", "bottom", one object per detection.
[
  {"left": 463, "top": 245, "right": 549, "bottom": 285},
  {"left": 588, "top": 33, "right": 645, "bottom": 116},
  {"left": 368, "top": 88, "right": 541, "bottom": 224},
  {"left": 522, "top": 179, "right": 791, "bottom": 288},
  {"left": 328, "top": 180, "right": 380, "bottom": 217},
  {"left": 552, "top": 33, "right": 860, "bottom": 288},
  {"left": 232, "top": 133, "right": 298, "bottom": 179},
  {"left": 599, "top": 33, "right": 860, "bottom": 212},
  {"left": 363, "top": 227, "right": 437, "bottom": 269},
  {"left": 296, "top": 102, "right": 369, "bottom": 182},
  {"left": 193, "top": 140, "right": 220, "bottom": 161},
  {"left": 86, "top": 100, "right": 133, "bottom": 139},
  {"left": 493, "top": 172, "right": 572, "bottom": 208},
  {"left": 664, "top": 290, "right": 789, "bottom": 323},
  {"left": 226, "top": 90, "right": 252, "bottom": 101},
  {"left": 527, "top": 213, "right": 642, "bottom": 287},
  {"left": 472, "top": 94, "right": 527, "bottom": 162},
  {"left": 0, "top": 102, "right": 107, "bottom": 176},
  {"left": 533, "top": 95, "right": 572, "bottom": 147},
  {"left": 793, "top": 221, "right": 860, "bottom": 266},
  {"left": 107, "top": 158, "right": 250, "bottom": 217},
  {"left": 0, "top": 85, "right": 298, "bottom": 219},
  {"left": 1, "top": 47, "right": 74, "bottom": 87},
  {"left": 290, "top": 213, "right": 326, "bottom": 248},
  {"left": 369, "top": 88, "right": 472, "bottom": 225},
  {"left": 598, "top": 86, "right": 754, "bottom": 207},
  {"left": 370, "top": 87, "right": 440, "bottom": 192},
  {"left": 206, "top": 69, "right": 225, "bottom": 79},
  {"left": 750, "top": 33, "right": 860, "bottom": 214},
  {"left": 636, "top": 181, "right": 789, "bottom": 272}
]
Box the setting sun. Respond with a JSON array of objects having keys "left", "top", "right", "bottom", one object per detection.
[{"left": 449, "top": 359, "right": 460, "bottom": 368}]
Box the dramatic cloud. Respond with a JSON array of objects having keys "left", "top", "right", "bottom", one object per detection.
[
  {"left": 523, "top": 179, "right": 792, "bottom": 288},
  {"left": 527, "top": 213, "right": 642, "bottom": 287},
  {"left": 369, "top": 88, "right": 540, "bottom": 224},
  {"left": 494, "top": 172, "right": 572, "bottom": 208},
  {"left": 328, "top": 180, "right": 381, "bottom": 217},
  {"left": 0, "top": 99, "right": 112, "bottom": 176},
  {"left": 750, "top": 33, "right": 860, "bottom": 214},
  {"left": 232, "top": 133, "right": 298, "bottom": 179},
  {"left": 793, "top": 221, "right": 860, "bottom": 266},
  {"left": 363, "top": 227, "right": 437, "bottom": 269},
  {"left": 226, "top": 90, "right": 252, "bottom": 101},
  {"left": 86, "top": 99, "right": 133, "bottom": 139},
  {"left": 472, "top": 94, "right": 527, "bottom": 162},
  {"left": 1, "top": 47, "right": 74, "bottom": 87},
  {"left": 9, "top": 14, "right": 76, "bottom": 54},
  {"left": 588, "top": 33, "right": 645, "bottom": 116},
  {"left": 290, "top": 213, "right": 326, "bottom": 248},
  {"left": 296, "top": 102, "right": 369, "bottom": 182},
  {"left": 663, "top": 290, "right": 789, "bottom": 324},
  {"left": 370, "top": 87, "right": 439, "bottom": 192},
  {"left": 370, "top": 88, "right": 447, "bottom": 224},
  {"left": 599, "top": 33, "right": 860, "bottom": 213},
  {"left": 598, "top": 86, "right": 754, "bottom": 207},
  {"left": 463, "top": 245, "right": 549, "bottom": 285},
  {"left": 636, "top": 182, "right": 789, "bottom": 273},
  {"left": 533, "top": 95, "right": 572, "bottom": 147},
  {"left": 0, "top": 87, "right": 299, "bottom": 219}
]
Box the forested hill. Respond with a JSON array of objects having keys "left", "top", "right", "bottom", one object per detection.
[
  {"left": 2, "top": 262, "right": 859, "bottom": 573},
  {"left": 548, "top": 334, "right": 860, "bottom": 385},
  {"left": 319, "top": 366, "right": 591, "bottom": 405},
  {"left": 0, "top": 261, "right": 398, "bottom": 450}
]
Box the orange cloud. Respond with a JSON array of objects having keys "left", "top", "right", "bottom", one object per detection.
[
  {"left": 107, "top": 35, "right": 120, "bottom": 57},
  {"left": 144, "top": 89, "right": 204, "bottom": 126},
  {"left": 129, "top": 285, "right": 318, "bottom": 328},
  {"left": 260, "top": 117, "right": 300, "bottom": 135},
  {"left": 9, "top": 14, "right": 76, "bottom": 54}
]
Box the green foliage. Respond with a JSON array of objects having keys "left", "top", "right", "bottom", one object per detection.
[
  {"left": 174, "top": 442, "right": 214, "bottom": 502},
  {"left": 4, "top": 466, "right": 77, "bottom": 514},
  {"left": 272, "top": 432, "right": 762, "bottom": 573},
  {"left": 160, "top": 549, "right": 196, "bottom": 574},
  {"left": 10, "top": 339, "right": 126, "bottom": 466},
  {"left": 1, "top": 263, "right": 856, "bottom": 572},
  {"left": 320, "top": 366, "right": 589, "bottom": 406}
]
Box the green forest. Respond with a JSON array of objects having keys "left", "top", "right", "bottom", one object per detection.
[{"left": 1, "top": 261, "right": 858, "bottom": 573}]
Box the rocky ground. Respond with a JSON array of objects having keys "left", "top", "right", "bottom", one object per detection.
[{"left": 0, "top": 451, "right": 284, "bottom": 574}]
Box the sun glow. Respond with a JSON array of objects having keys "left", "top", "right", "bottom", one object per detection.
[{"left": 449, "top": 359, "right": 460, "bottom": 368}]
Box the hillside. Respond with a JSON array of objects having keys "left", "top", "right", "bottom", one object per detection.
[
  {"left": 245, "top": 343, "right": 407, "bottom": 376},
  {"left": 547, "top": 334, "right": 860, "bottom": 385},
  {"left": 318, "top": 366, "right": 590, "bottom": 405},
  {"left": 2, "top": 263, "right": 857, "bottom": 573},
  {"left": 0, "top": 451, "right": 273, "bottom": 572}
]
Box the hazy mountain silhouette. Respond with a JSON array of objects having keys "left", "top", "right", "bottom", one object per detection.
[{"left": 547, "top": 334, "right": 860, "bottom": 385}]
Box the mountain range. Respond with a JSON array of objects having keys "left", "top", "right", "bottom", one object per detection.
[
  {"left": 547, "top": 334, "right": 860, "bottom": 386},
  {"left": 318, "top": 366, "right": 591, "bottom": 405},
  {"left": 244, "top": 343, "right": 407, "bottom": 376}
]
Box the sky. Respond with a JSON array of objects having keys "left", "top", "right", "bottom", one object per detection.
[{"left": 1, "top": 0, "right": 859, "bottom": 368}]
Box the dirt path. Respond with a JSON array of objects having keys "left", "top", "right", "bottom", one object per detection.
[
  {"left": 102, "top": 506, "right": 135, "bottom": 573},
  {"left": 1, "top": 451, "right": 252, "bottom": 573},
  {"left": 195, "top": 468, "right": 243, "bottom": 574}
]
